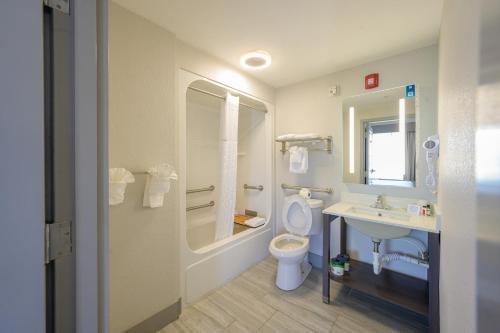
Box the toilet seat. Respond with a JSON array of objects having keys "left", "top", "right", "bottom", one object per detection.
[
  {"left": 282, "top": 195, "right": 312, "bottom": 236},
  {"left": 269, "top": 233, "right": 309, "bottom": 259}
]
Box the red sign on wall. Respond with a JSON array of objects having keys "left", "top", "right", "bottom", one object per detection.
[{"left": 365, "top": 73, "right": 379, "bottom": 89}]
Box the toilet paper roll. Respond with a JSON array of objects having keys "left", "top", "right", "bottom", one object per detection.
[{"left": 299, "top": 188, "right": 312, "bottom": 199}]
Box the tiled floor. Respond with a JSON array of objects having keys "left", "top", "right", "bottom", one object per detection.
[{"left": 159, "top": 256, "right": 427, "bottom": 333}]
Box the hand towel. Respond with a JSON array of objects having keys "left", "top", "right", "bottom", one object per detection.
[
  {"left": 289, "top": 146, "right": 308, "bottom": 174},
  {"left": 143, "top": 163, "right": 178, "bottom": 208},
  {"left": 109, "top": 168, "right": 135, "bottom": 205}
]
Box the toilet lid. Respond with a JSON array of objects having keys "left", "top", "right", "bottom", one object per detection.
[{"left": 282, "top": 195, "right": 312, "bottom": 236}]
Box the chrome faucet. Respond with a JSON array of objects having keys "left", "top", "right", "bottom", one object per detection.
[{"left": 371, "top": 194, "right": 390, "bottom": 209}]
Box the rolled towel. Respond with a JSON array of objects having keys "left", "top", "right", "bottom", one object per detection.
[
  {"left": 109, "top": 168, "right": 135, "bottom": 205},
  {"left": 299, "top": 188, "right": 312, "bottom": 199},
  {"left": 143, "top": 163, "right": 178, "bottom": 208}
]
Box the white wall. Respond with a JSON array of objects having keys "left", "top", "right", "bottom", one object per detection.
[
  {"left": 108, "top": 3, "right": 178, "bottom": 332},
  {"left": 275, "top": 45, "right": 438, "bottom": 279},
  {"left": 108, "top": 2, "right": 275, "bottom": 331},
  {"left": 0, "top": 1, "right": 45, "bottom": 331},
  {"left": 438, "top": 0, "right": 479, "bottom": 331},
  {"left": 185, "top": 93, "right": 220, "bottom": 247}
]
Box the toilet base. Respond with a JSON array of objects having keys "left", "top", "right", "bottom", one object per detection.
[{"left": 275, "top": 259, "right": 312, "bottom": 291}]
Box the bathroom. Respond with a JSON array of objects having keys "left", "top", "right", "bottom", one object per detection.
[
  {"left": 102, "top": 1, "right": 470, "bottom": 332},
  {"left": 2, "top": 1, "right": 500, "bottom": 333}
]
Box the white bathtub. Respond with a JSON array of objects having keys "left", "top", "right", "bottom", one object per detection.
[
  {"left": 182, "top": 219, "right": 273, "bottom": 303},
  {"left": 178, "top": 70, "right": 275, "bottom": 305}
]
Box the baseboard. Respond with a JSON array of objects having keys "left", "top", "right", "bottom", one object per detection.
[
  {"left": 308, "top": 252, "right": 323, "bottom": 269},
  {"left": 125, "top": 298, "right": 181, "bottom": 333}
]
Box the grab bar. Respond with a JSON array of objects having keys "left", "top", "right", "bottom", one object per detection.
[
  {"left": 244, "top": 184, "right": 264, "bottom": 191},
  {"left": 281, "top": 183, "right": 333, "bottom": 194},
  {"left": 186, "top": 185, "right": 215, "bottom": 194},
  {"left": 186, "top": 201, "right": 215, "bottom": 211}
]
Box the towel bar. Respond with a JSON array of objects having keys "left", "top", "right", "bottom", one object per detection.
[
  {"left": 276, "top": 136, "right": 332, "bottom": 154},
  {"left": 186, "top": 185, "right": 215, "bottom": 194},
  {"left": 244, "top": 184, "right": 264, "bottom": 191},
  {"left": 186, "top": 201, "right": 215, "bottom": 211}
]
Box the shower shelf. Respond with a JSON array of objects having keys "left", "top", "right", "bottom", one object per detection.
[{"left": 276, "top": 136, "right": 332, "bottom": 154}]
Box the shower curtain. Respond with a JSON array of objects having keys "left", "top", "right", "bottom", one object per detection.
[{"left": 215, "top": 93, "right": 239, "bottom": 241}]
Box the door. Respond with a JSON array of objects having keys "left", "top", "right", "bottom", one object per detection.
[
  {"left": 0, "top": 1, "right": 46, "bottom": 331},
  {"left": 44, "top": 2, "right": 76, "bottom": 332}
]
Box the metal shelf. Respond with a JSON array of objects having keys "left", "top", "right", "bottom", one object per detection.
[{"left": 276, "top": 136, "right": 332, "bottom": 154}]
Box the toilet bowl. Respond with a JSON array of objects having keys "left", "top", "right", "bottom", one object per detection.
[{"left": 269, "top": 195, "right": 323, "bottom": 290}]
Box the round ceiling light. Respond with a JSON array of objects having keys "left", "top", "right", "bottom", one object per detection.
[{"left": 240, "top": 50, "right": 272, "bottom": 69}]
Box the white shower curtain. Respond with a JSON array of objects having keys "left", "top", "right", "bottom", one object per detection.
[{"left": 215, "top": 93, "right": 239, "bottom": 241}]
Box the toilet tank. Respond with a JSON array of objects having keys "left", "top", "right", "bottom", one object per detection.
[{"left": 307, "top": 199, "right": 323, "bottom": 235}]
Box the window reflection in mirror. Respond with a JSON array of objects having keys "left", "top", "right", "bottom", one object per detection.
[{"left": 343, "top": 86, "right": 417, "bottom": 188}]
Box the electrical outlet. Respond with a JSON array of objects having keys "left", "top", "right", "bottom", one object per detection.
[{"left": 329, "top": 85, "right": 339, "bottom": 96}]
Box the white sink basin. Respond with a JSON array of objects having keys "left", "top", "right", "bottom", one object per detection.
[
  {"left": 345, "top": 206, "right": 412, "bottom": 240},
  {"left": 322, "top": 196, "right": 441, "bottom": 237}
]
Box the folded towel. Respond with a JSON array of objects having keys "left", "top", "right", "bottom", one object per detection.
[
  {"left": 289, "top": 146, "right": 308, "bottom": 174},
  {"left": 109, "top": 168, "right": 135, "bottom": 206},
  {"left": 277, "top": 133, "right": 321, "bottom": 141},
  {"left": 293, "top": 133, "right": 321, "bottom": 140},
  {"left": 245, "top": 216, "right": 265, "bottom": 228},
  {"left": 143, "top": 163, "right": 178, "bottom": 208}
]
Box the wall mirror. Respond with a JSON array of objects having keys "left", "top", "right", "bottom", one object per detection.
[{"left": 343, "top": 86, "right": 417, "bottom": 187}]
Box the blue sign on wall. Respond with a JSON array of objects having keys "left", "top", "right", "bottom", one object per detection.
[{"left": 406, "top": 84, "right": 415, "bottom": 97}]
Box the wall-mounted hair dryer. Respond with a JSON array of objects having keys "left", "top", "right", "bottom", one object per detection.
[{"left": 422, "top": 135, "right": 439, "bottom": 189}]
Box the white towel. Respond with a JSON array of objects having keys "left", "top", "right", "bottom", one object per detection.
[
  {"left": 277, "top": 133, "right": 321, "bottom": 141},
  {"left": 245, "top": 216, "right": 265, "bottom": 228},
  {"left": 109, "top": 168, "right": 135, "bottom": 206},
  {"left": 289, "top": 146, "right": 308, "bottom": 174},
  {"left": 143, "top": 163, "right": 178, "bottom": 208}
]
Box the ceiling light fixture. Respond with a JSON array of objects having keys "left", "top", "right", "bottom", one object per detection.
[{"left": 240, "top": 50, "right": 272, "bottom": 69}]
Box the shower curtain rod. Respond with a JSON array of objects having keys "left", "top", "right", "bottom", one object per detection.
[{"left": 188, "top": 86, "right": 267, "bottom": 113}]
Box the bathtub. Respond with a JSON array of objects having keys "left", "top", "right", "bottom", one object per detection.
[{"left": 178, "top": 70, "right": 275, "bottom": 305}]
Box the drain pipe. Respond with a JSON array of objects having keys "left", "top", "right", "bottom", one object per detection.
[{"left": 372, "top": 239, "right": 429, "bottom": 275}]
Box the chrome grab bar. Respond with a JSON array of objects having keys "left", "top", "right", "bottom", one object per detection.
[
  {"left": 281, "top": 183, "right": 333, "bottom": 194},
  {"left": 186, "top": 185, "right": 215, "bottom": 194},
  {"left": 244, "top": 184, "right": 264, "bottom": 191},
  {"left": 186, "top": 201, "right": 215, "bottom": 211}
]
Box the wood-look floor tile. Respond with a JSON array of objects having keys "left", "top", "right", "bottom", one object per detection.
[
  {"left": 241, "top": 265, "right": 276, "bottom": 293},
  {"left": 259, "top": 311, "right": 314, "bottom": 333},
  {"left": 263, "top": 293, "right": 334, "bottom": 333},
  {"left": 273, "top": 284, "right": 342, "bottom": 322},
  {"left": 209, "top": 287, "right": 275, "bottom": 331},
  {"left": 224, "top": 320, "right": 256, "bottom": 333},
  {"left": 178, "top": 306, "right": 226, "bottom": 333},
  {"left": 158, "top": 256, "right": 428, "bottom": 333},
  {"left": 159, "top": 319, "right": 193, "bottom": 333},
  {"left": 192, "top": 297, "right": 235, "bottom": 328}
]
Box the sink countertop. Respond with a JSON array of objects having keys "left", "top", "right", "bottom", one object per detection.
[{"left": 323, "top": 202, "right": 441, "bottom": 234}]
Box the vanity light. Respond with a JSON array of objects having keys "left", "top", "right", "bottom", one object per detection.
[
  {"left": 399, "top": 98, "right": 406, "bottom": 168},
  {"left": 240, "top": 50, "right": 272, "bottom": 69},
  {"left": 349, "top": 106, "right": 355, "bottom": 174}
]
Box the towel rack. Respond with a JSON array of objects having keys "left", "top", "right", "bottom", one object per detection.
[
  {"left": 281, "top": 183, "right": 333, "bottom": 194},
  {"left": 186, "top": 201, "right": 215, "bottom": 211},
  {"left": 186, "top": 185, "right": 215, "bottom": 194},
  {"left": 275, "top": 136, "right": 332, "bottom": 154},
  {"left": 244, "top": 184, "right": 264, "bottom": 191}
]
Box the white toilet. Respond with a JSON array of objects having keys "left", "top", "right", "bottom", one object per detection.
[{"left": 269, "top": 194, "right": 323, "bottom": 290}]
